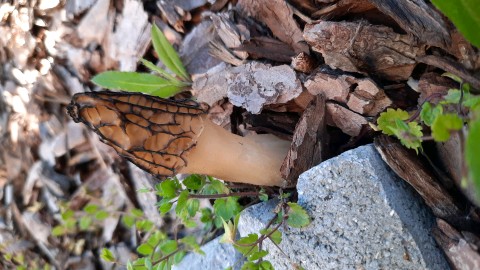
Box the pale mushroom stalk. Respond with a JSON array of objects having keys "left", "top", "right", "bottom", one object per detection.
[{"left": 67, "top": 91, "right": 290, "bottom": 187}]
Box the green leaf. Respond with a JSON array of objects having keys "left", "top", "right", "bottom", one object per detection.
[
  {"left": 137, "top": 187, "right": 151, "bottom": 193},
  {"left": 95, "top": 210, "right": 109, "bottom": 220},
  {"left": 158, "top": 202, "right": 173, "bottom": 214},
  {"left": 79, "top": 216, "right": 92, "bottom": 230},
  {"left": 235, "top": 234, "right": 259, "bottom": 255},
  {"left": 430, "top": 0, "right": 480, "bottom": 48},
  {"left": 159, "top": 179, "right": 180, "bottom": 199},
  {"left": 466, "top": 118, "right": 480, "bottom": 200},
  {"left": 259, "top": 189, "right": 268, "bottom": 202},
  {"left": 420, "top": 102, "right": 443, "bottom": 126},
  {"left": 287, "top": 203, "right": 310, "bottom": 228},
  {"left": 180, "top": 235, "right": 203, "bottom": 254},
  {"left": 100, "top": 248, "right": 116, "bottom": 263},
  {"left": 432, "top": 113, "right": 464, "bottom": 142},
  {"left": 183, "top": 174, "right": 205, "bottom": 191},
  {"left": 61, "top": 209, "right": 74, "bottom": 220},
  {"left": 122, "top": 215, "right": 136, "bottom": 228},
  {"left": 213, "top": 197, "right": 242, "bottom": 228},
  {"left": 175, "top": 190, "right": 189, "bottom": 216},
  {"left": 132, "top": 208, "right": 144, "bottom": 218},
  {"left": 377, "top": 108, "right": 410, "bottom": 136},
  {"left": 147, "top": 231, "right": 165, "bottom": 247},
  {"left": 151, "top": 24, "right": 190, "bottom": 81},
  {"left": 241, "top": 262, "right": 257, "bottom": 270},
  {"left": 159, "top": 240, "right": 178, "bottom": 254},
  {"left": 260, "top": 229, "right": 282, "bottom": 245},
  {"left": 92, "top": 71, "right": 182, "bottom": 98},
  {"left": 173, "top": 250, "right": 186, "bottom": 264},
  {"left": 137, "top": 243, "right": 154, "bottom": 256},
  {"left": 186, "top": 199, "right": 200, "bottom": 217},
  {"left": 83, "top": 204, "right": 98, "bottom": 214},
  {"left": 248, "top": 250, "right": 268, "bottom": 261},
  {"left": 258, "top": 260, "right": 274, "bottom": 270},
  {"left": 390, "top": 120, "right": 423, "bottom": 153},
  {"left": 136, "top": 220, "right": 155, "bottom": 232},
  {"left": 52, "top": 225, "right": 66, "bottom": 236}
]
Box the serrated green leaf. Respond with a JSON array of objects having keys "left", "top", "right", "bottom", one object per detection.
[
  {"left": 95, "top": 210, "right": 109, "bottom": 220},
  {"left": 132, "top": 208, "right": 144, "bottom": 218},
  {"left": 391, "top": 121, "right": 423, "bottom": 153},
  {"left": 83, "top": 204, "right": 98, "bottom": 214},
  {"left": 100, "top": 248, "right": 116, "bottom": 262},
  {"left": 183, "top": 174, "right": 205, "bottom": 191},
  {"left": 159, "top": 240, "right": 178, "bottom": 254},
  {"left": 151, "top": 24, "right": 190, "bottom": 81},
  {"left": 52, "top": 225, "right": 66, "bottom": 236},
  {"left": 79, "top": 216, "right": 92, "bottom": 230},
  {"left": 92, "top": 71, "right": 182, "bottom": 98},
  {"left": 432, "top": 113, "right": 464, "bottom": 142},
  {"left": 430, "top": 0, "right": 480, "bottom": 48},
  {"left": 466, "top": 118, "right": 480, "bottom": 200},
  {"left": 264, "top": 229, "right": 282, "bottom": 245},
  {"left": 287, "top": 203, "right": 310, "bottom": 228},
  {"left": 137, "top": 243, "right": 154, "bottom": 255},
  {"left": 136, "top": 220, "right": 155, "bottom": 232},
  {"left": 183, "top": 219, "right": 197, "bottom": 228},
  {"left": 420, "top": 102, "right": 443, "bottom": 126},
  {"left": 173, "top": 250, "right": 186, "bottom": 264},
  {"left": 377, "top": 108, "right": 410, "bottom": 136}
]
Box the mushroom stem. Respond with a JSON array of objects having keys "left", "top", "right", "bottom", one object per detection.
[{"left": 182, "top": 116, "right": 290, "bottom": 186}]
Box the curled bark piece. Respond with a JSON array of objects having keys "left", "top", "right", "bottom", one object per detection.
[
  {"left": 68, "top": 91, "right": 290, "bottom": 186},
  {"left": 326, "top": 102, "right": 367, "bottom": 137}
]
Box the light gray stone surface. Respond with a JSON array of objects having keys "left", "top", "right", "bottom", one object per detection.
[
  {"left": 172, "top": 236, "right": 244, "bottom": 270},
  {"left": 238, "top": 144, "right": 449, "bottom": 270}
]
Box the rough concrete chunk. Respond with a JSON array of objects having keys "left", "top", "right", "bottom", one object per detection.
[
  {"left": 172, "top": 236, "right": 244, "bottom": 270},
  {"left": 238, "top": 144, "right": 449, "bottom": 270}
]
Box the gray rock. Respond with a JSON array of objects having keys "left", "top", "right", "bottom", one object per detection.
[
  {"left": 173, "top": 236, "right": 244, "bottom": 270},
  {"left": 238, "top": 144, "right": 449, "bottom": 270}
]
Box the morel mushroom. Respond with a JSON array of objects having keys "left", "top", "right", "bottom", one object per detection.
[{"left": 67, "top": 91, "right": 290, "bottom": 186}]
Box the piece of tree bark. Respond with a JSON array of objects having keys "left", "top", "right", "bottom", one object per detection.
[
  {"left": 156, "top": 0, "right": 191, "bottom": 33},
  {"left": 236, "top": 37, "right": 296, "bottom": 63},
  {"left": 417, "top": 55, "right": 480, "bottom": 91},
  {"left": 304, "top": 21, "right": 425, "bottom": 81},
  {"left": 193, "top": 61, "right": 302, "bottom": 114},
  {"left": 305, "top": 69, "right": 392, "bottom": 116},
  {"left": 312, "top": 0, "right": 376, "bottom": 19},
  {"left": 209, "top": 13, "right": 248, "bottom": 61},
  {"left": 238, "top": 0, "right": 309, "bottom": 54},
  {"left": 244, "top": 111, "right": 299, "bottom": 141},
  {"left": 374, "top": 135, "right": 462, "bottom": 221},
  {"left": 418, "top": 72, "right": 456, "bottom": 104},
  {"left": 291, "top": 52, "right": 317, "bottom": 73},
  {"left": 433, "top": 219, "right": 480, "bottom": 270},
  {"left": 368, "top": 0, "right": 450, "bottom": 49},
  {"left": 326, "top": 102, "right": 367, "bottom": 137},
  {"left": 281, "top": 94, "right": 327, "bottom": 185}
]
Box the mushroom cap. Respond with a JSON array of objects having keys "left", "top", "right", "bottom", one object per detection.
[{"left": 67, "top": 91, "right": 209, "bottom": 178}]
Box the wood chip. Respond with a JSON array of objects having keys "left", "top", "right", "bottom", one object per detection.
[
  {"left": 305, "top": 69, "right": 391, "bottom": 116},
  {"left": 156, "top": 0, "right": 191, "bottom": 33},
  {"left": 374, "top": 135, "right": 462, "bottom": 220},
  {"left": 193, "top": 61, "right": 302, "bottom": 114},
  {"left": 368, "top": 0, "right": 450, "bottom": 49},
  {"left": 304, "top": 21, "right": 425, "bottom": 81},
  {"left": 433, "top": 219, "right": 480, "bottom": 270},
  {"left": 417, "top": 55, "right": 480, "bottom": 91},
  {"left": 326, "top": 102, "right": 367, "bottom": 137},
  {"left": 281, "top": 94, "right": 327, "bottom": 185},
  {"left": 291, "top": 52, "right": 317, "bottom": 73},
  {"left": 418, "top": 72, "right": 456, "bottom": 103},
  {"left": 238, "top": 0, "right": 309, "bottom": 54},
  {"left": 236, "top": 37, "right": 296, "bottom": 63}
]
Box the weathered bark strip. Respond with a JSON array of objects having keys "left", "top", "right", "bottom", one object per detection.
[
  {"left": 304, "top": 21, "right": 425, "bottom": 81},
  {"left": 236, "top": 37, "right": 296, "bottom": 63},
  {"left": 368, "top": 0, "right": 450, "bottom": 49},
  {"left": 433, "top": 219, "right": 480, "bottom": 270},
  {"left": 281, "top": 94, "right": 327, "bottom": 185},
  {"left": 417, "top": 55, "right": 480, "bottom": 91},
  {"left": 374, "top": 135, "right": 462, "bottom": 220},
  {"left": 156, "top": 1, "right": 191, "bottom": 32},
  {"left": 238, "top": 0, "right": 309, "bottom": 54}
]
